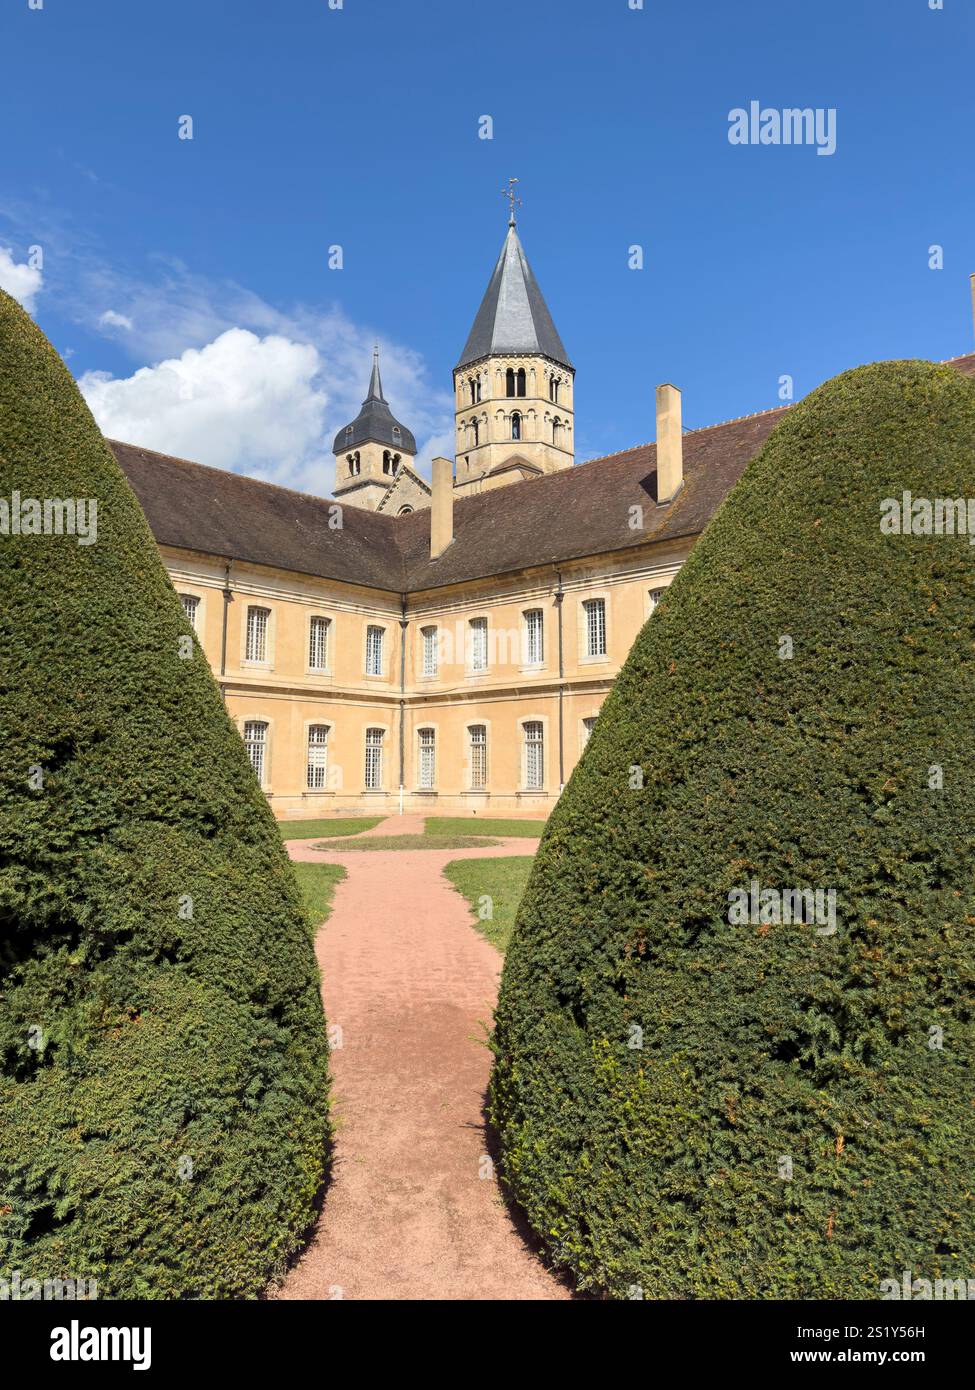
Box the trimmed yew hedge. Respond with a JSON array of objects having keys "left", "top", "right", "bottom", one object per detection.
[
  {"left": 0, "top": 290, "right": 331, "bottom": 1298},
  {"left": 490, "top": 360, "right": 975, "bottom": 1299}
]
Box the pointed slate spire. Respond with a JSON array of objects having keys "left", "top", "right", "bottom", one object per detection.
[
  {"left": 456, "top": 222, "right": 572, "bottom": 371},
  {"left": 367, "top": 344, "right": 385, "bottom": 403},
  {"left": 332, "top": 348, "right": 417, "bottom": 455}
]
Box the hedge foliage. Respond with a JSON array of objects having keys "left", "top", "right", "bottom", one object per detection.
[
  {"left": 0, "top": 290, "right": 331, "bottom": 1298},
  {"left": 491, "top": 360, "right": 975, "bottom": 1299}
]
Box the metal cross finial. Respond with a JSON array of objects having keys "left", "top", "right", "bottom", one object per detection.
[{"left": 501, "top": 177, "right": 522, "bottom": 225}]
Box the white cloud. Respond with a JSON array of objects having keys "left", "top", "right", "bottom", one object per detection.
[
  {"left": 0, "top": 203, "right": 453, "bottom": 494},
  {"left": 0, "top": 246, "right": 43, "bottom": 313},
  {"left": 79, "top": 313, "right": 453, "bottom": 496},
  {"left": 74, "top": 273, "right": 453, "bottom": 494},
  {"left": 98, "top": 309, "right": 133, "bottom": 331},
  {"left": 80, "top": 329, "right": 330, "bottom": 489}
]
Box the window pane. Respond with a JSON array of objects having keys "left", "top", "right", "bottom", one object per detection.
[
  {"left": 418, "top": 729, "right": 436, "bottom": 789},
  {"left": 244, "top": 720, "right": 268, "bottom": 785},
  {"left": 309, "top": 617, "right": 330, "bottom": 670},
  {"left": 307, "top": 725, "right": 329, "bottom": 790},
  {"left": 469, "top": 617, "right": 488, "bottom": 671},
  {"left": 246, "top": 607, "right": 269, "bottom": 662},
  {"left": 524, "top": 721, "right": 544, "bottom": 790},
  {"left": 648, "top": 587, "right": 665, "bottom": 614},
  {"left": 584, "top": 598, "right": 606, "bottom": 657},
  {"left": 180, "top": 594, "right": 200, "bottom": 631},
  {"left": 422, "top": 626, "right": 438, "bottom": 678},
  {"left": 582, "top": 716, "right": 597, "bottom": 748},
  {"left": 469, "top": 725, "right": 487, "bottom": 790},
  {"left": 524, "top": 609, "right": 543, "bottom": 665},
  {"left": 365, "top": 728, "right": 383, "bottom": 789},
  {"left": 366, "top": 626, "right": 384, "bottom": 676}
]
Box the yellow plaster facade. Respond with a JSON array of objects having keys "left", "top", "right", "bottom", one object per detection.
[{"left": 165, "top": 538, "right": 687, "bottom": 819}]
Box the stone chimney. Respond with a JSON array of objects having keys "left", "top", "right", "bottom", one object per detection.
[
  {"left": 430, "top": 456, "right": 454, "bottom": 558},
  {"left": 656, "top": 383, "right": 683, "bottom": 504}
]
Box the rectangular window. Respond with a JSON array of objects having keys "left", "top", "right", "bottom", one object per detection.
[
  {"left": 307, "top": 725, "right": 329, "bottom": 791},
  {"left": 244, "top": 720, "right": 268, "bottom": 786},
  {"left": 524, "top": 721, "right": 544, "bottom": 790},
  {"left": 583, "top": 597, "right": 607, "bottom": 658},
  {"left": 246, "top": 606, "right": 270, "bottom": 663},
  {"left": 582, "top": 716, "right": 597, "bottom": 749},
  {"left": 365, "top": 625, "right": 385, "bottom": 677},
  {"left": 309, "top": 616, "right": 330, "bottom": 671},
  {"left": 418, "top": 728, "right": 436, "bottom": 789},
  {"left": 469, "top": 616, "right": 488, "bottom": 672},
  {"left": 422, "top": 625, "right": 439, "bottom": 678},
  {"left": 469, "top": 725, "right": 487, "bottom": 790},
  {"left": 180, "top": 594, "right": 200, "bottom": 631},
  {"left": 523, "top": 609, "right": 544, "bottom": 666},
  {"left": 364, "top": 727, "right": 384, "bottom": 790},
  {"left": 648, "top": 586, "right": 665, "bottom": 615}
]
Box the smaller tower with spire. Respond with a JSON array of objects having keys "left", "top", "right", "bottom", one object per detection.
[
  {"left": 332, "top": 348, "right": 418, "bottom": 510},
  {"left": 453, "top": 187, "right": 575, "bottom": 495}
]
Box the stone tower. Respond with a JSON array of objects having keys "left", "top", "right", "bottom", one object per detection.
[
  {"left": 333, "top": 349, "right": 418, "bottom": 511},
  {"left": 453, "top": 212, "right": 574, "bottom": 495}
]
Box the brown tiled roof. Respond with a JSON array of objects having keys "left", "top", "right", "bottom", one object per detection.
[
  {"left": 397, "top": 407, "right": 789, "bottom": 590},
  {"left": 111, "top": 353, "right": 975, "bottom": 596},
  {"left": 942, "top": 351, "right": 975, "bottom": 378},
  {"left": 111, "top": 440, "right": 409, "bottom": 591}
]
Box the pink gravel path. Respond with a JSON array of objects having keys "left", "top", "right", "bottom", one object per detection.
[
  {"left": 358, "top": 811, "right": 428, "bottom": 836},
  {"left": 273, "top": 822, "right": 570, "bottom": 1301}
]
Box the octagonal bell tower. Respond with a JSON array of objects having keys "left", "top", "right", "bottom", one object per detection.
[
  {"left": 333, "top": 349, "right": 418, "bottom": 510},
  {"left": 453, "top": 202, "right": 574, "bottom": 496}
]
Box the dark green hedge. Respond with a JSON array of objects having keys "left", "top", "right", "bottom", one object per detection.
[
  {"left": 491, "top": 360, "right": 975, "bottom": 1299},
  {"left": 0, "top": 290, "right": 331, "bottom": 1299}
]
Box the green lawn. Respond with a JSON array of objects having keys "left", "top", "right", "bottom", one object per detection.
[
  {"left": 278, "top": 816, "right": 383, "bottom": 841},
  {"left": 425, "top": 817, "right": 546, "bottom": 839},
  {"left": 291, "top": 861, "right": 346, "bottom": 936},
  {"left": 312, "top": 834, "right": 496, "bottom": 853},
  {"left": 444, "top": 856, "right": 535, "bottom": 952}
]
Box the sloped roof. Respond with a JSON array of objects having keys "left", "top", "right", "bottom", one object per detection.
[
  {"left": 456, "top": 222, "right": 572, "bottom": 371},
  {"left": 112, "top": 353, "right": 975, "bottom": 596},
  {"left": 376, "top": 464, "right": 431, "bottom": 513},
  {"left": 397, "top": 408, "right": 789, "bottom": 590},
  {"left": 111, "top": 407, "right": 784, "bottom": 594},
  {"left": 112, "top": 440, "right": 409, "bottom": 591}
]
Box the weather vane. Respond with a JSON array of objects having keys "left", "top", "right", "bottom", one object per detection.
[{"left": 501, "top": 177, "right": 522, "bottom": 225}]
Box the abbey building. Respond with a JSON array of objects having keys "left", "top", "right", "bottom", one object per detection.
[{"left": 112, "top": 221, "right": 975, "bottom": 818}]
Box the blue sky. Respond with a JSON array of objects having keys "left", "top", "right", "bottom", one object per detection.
[{"left": 2, "top": 0, "right": 972, "bottom": 493}]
